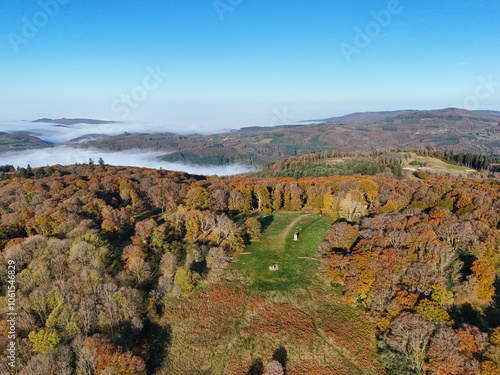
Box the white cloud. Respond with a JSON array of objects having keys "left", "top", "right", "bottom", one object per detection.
[
  {"left": 0, "top": 147, "right": 257, "bottom": 176},
  {"left": 0, "top": 113, "right": 323, "bottom": 146},
  {"left": 0, "top": 120, "right": 226, "bottom": 144}
]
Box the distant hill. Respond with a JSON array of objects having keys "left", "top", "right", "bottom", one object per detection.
[
  {"left": 476, "top": 110, "right": 500, "bottom": 118},
  {"left": 306, "top": 108, "right": 500, "bottom": 125},
  {"left": 0, "top": 132, "right": 52, "bottom": 152},
  {"left": 83, "top": 108, "right": 500, "bottom": 166},
  {"left": 305, "top": 110, "right": 417, "bottom": 125},
  {"left": 33, "top": 118, "right": 119, "bottom": 126}
]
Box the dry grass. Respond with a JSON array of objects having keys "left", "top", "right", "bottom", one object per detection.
[
  {"left": 160, "top": 282, "right": 382, "bottom": 374},
  {"left": 311, "top": 286, "right": 383, "bottom": 374},
  {"left": 241, "top": 294, "right": 316, "bottom": 339},
  {"left": 161, "top": 281, "right": 247, "bottom": 374}
]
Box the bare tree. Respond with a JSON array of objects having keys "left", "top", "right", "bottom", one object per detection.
[
  {"left": 264, "top": 360, "right": 284, "bottom": 375},
  {"left": 211, "top": 189, "right": 229, "bottom": 211},
  {"left": 157, "top": 274, "right": 174, "bottom": 295},
  {"left": 338, "top": 193, "right": 367, "bottom": 223},
  {"left": 436, "top": 219, "right": 476, "bottom": 252},
  {"left": 77, "top": 297, "right": 98, "bottom": 336},
  {"left": 206, "top": 247, "right": 230, "bottom": 269},
  {"left": 387, "top": 312, "right": 434, "bottom": 373},
  {"left": 19, "top": 354, "right": 57, "bottom": 375},
  {"left": 98, "top": 283, "right": 121, "bottom": 337},
  {"left": 229, "top": 190, "right": 244, "bottom": 211},
  {"left": 199, "top": 211, "right": 213, "bottom": 237},
  {"left": 209, "top": 214, "right": 235, "bottom": 245},
  {"left": 160, "top": 252, "right": 178, "bottom": 276},
  {"left": 425, "top": 326, "right": 467, "bottom": 374}
]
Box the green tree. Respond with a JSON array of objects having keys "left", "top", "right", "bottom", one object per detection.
[
  {"left": 186, "top": 186, "right": 210, "bottom": 210},
  {"left": 431, "top": 284, "right": 454, "bottom": 307},
  {"left": 245, "top": 217, "right": 262, "bottom": 239},
  {"left": 174, "top": 266, "right": 194, "bottom": 295},
  {"left": 416, "top": 299, "right": 453, "bottom": 325},
  {"left": 28, "top": 328, "right": 62, "bottom": 354}
]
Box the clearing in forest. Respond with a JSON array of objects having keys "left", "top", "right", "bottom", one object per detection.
[
  {"left": 163, "top": 212, "right": 382, "bottom": 374},
  {"left": 233, "top": 212, "right": 331, "bottom": 292}
]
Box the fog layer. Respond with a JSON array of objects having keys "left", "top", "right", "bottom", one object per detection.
[{"left": 0, "top": 147, "right": 256, "bottom": 176}]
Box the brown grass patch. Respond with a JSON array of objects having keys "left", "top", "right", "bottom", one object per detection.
[
  {"left": 241, "top": 294, "right": 316, "bottom": 340},
  {"left": 289, "top": 361, "right": 344, "bottom": 375},
  {"left": 311, "top": 287, "right": 381, "bottom": 372},
  {"left": 161, "top": 281, "right": 247, "bottom": 374}
]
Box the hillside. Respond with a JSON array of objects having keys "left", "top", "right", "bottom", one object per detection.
[
  {"left": 81, "top": 108, "right": 500, "bottom": 166},
  {"left": 1, "top": 161, "right": 500, "bottom": 373},
  {"left": 0, "top": 132, "right": 52, "bottom": 152},
  {"left": 305, "top": 110, "right": 418, "bottom": 125},
  {"left": 257, "top": 150, "right": 489, "bottom": 179}
]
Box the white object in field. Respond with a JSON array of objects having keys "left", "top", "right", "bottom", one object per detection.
[{"left": 269, "top": 264, "right": 278, "bottom": 271}]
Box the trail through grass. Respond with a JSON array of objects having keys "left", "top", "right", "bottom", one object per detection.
[
  {"left": 207, "top": 212, "right": 381, "bottom": 374},
  {"left": 233, "top": 212, "right": 331, "bottom": 292}
]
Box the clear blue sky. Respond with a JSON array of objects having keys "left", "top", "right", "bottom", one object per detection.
[{"left": 1, "top": 0, "right": 499, "bottom": 130}]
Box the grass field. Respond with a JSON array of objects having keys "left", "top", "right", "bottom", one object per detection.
[
  {"left": 404, "top": 153, "right": 475, "bottom": 174},
  {"left": 233, "top": 212, "right": 332, "bottom": 292},
  {"left": 161, "top": 212, "right": 383, "bottom": 374}
]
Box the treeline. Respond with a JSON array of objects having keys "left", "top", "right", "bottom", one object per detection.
[
  {"left": 416, "top": 149, "right": 500, "bottom": 171},
  {"left": 0, "top": 165, "right": 15, "bottom": 173},
  {"left": 162, "top": 151, "right": 235, "bottom": 166},
  {"left": 260, "top": 150, "right": 412, "bottom": 179},
  {"left": 262, "top": 160, "right": 402, "bottom": 179},
  {"left": 263, "top": 148, "right": 500, "bottom": 178},
  {"left": 0, "top": 164, "right": 53, "bottom": 180}
]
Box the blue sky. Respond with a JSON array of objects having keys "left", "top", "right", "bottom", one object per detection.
[{"left": 1, "top": 0, "right": 499, "bottom": 130}]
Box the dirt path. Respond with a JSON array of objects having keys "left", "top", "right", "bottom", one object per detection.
[
  {"left": 213, "top": 294, "right": 251, "bottom": 375},
  {"left": 281, "top": 214, "right": 308, "bottom": 239}
]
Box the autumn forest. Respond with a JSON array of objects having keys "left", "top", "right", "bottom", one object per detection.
[{"left": 1, "top": 155, "right": 500, "bottom": 374}]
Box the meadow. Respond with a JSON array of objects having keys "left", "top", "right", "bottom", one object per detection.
[{"left": 162, "top": 212, "right": 382, "bottom": 374}]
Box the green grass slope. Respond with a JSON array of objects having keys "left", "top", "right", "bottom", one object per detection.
[{"left": 234, "top": 212, "right": 331, "bottom": 292}]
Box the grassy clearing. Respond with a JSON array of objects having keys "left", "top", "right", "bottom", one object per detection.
[
  {"left": 233, "top": 212, "right": 332, "bottom": 293},
  {"left": 406, "top": 154, "right": 474, "bottom": 173},
  {"left": 161, "top": 212, "right": 382, "bottom": 374},
  {"left": 320, "top": 154, "right": 475, "bottom": 175}
]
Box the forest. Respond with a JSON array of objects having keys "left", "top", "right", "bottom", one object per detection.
[
  {"left": 0, "top": 158, "right": 500, "bottom": 374},
  {"left": 161, "top": 151, "right": 236, "bottom": 166}
]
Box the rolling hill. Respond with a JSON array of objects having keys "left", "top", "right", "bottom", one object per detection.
[{"left": 80, "top": 108, "right": 500, "bottom": 166}]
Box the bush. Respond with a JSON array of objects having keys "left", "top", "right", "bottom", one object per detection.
[{"left": 174, "top": 266, "right": 195, "bottom": 295}]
